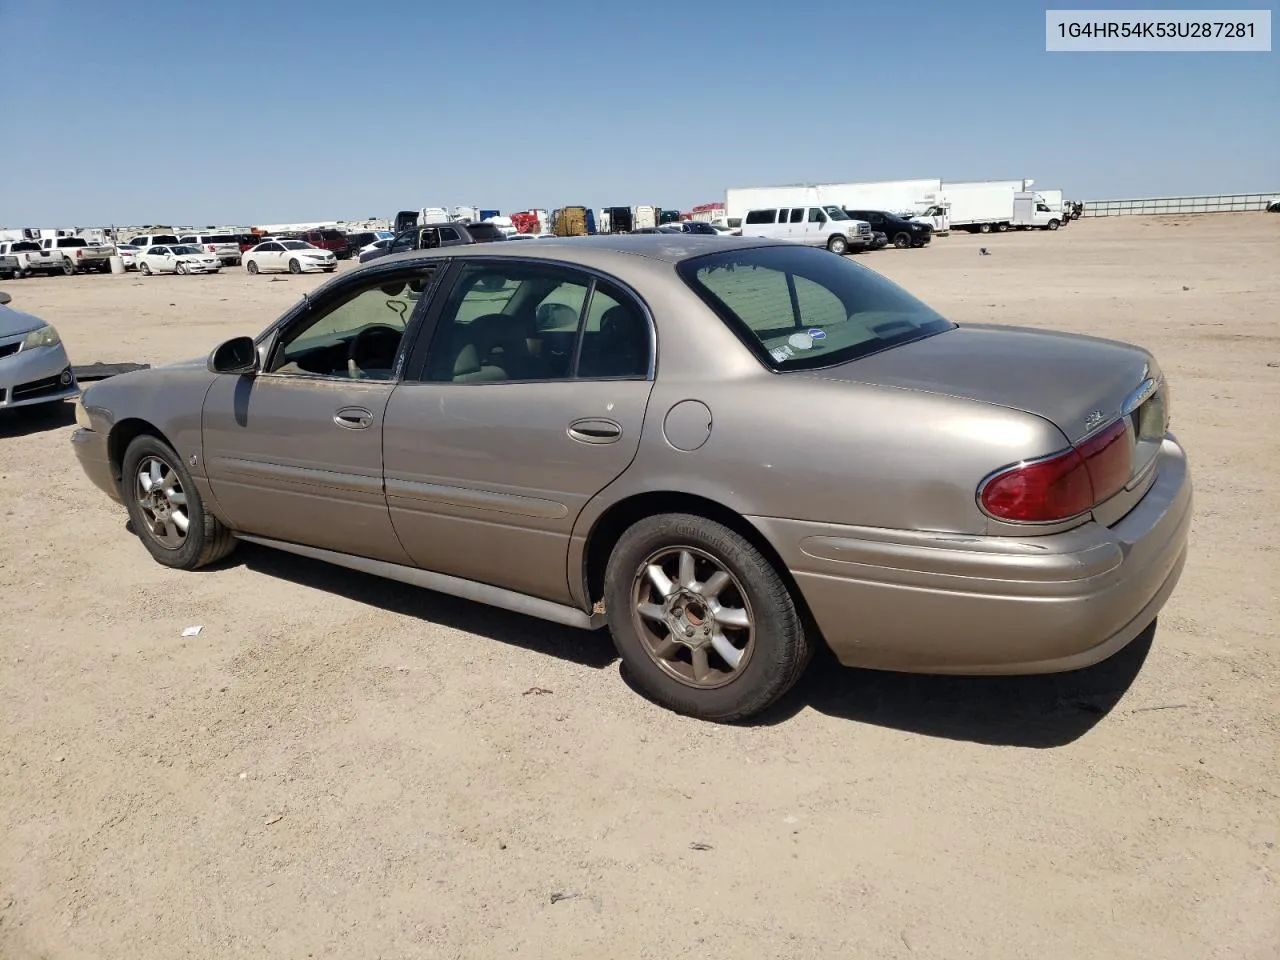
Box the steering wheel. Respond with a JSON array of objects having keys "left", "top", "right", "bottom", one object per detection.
[{"left": 347, "top": 324, "right": 402, "bottom": 379}]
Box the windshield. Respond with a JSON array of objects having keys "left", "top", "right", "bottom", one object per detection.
[
  {"left": 823, "top": 206, "right": 850, "bottom": 221},
  {"left": 171, "top": 245, "right": 201, "bottom": 255},
  {"left": 281, "top": 241, "right": 314, "bottom": 250},
  {"left": 678, "top": 245, "right": 954, "bottom": 371}
]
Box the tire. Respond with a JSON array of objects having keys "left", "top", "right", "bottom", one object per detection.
[
  {"left": 892, "top": 232, "right": 912, "bottom": 249},
  {"left": 1047, "top": 219, "right": 1060, "bottom": 231},
  {"left": 826, "top": 235, "right": 848, "bottom": 255},
  {"left": 175, "top": 263, "right": 188, "bottom": 275},
  {"left": 246, "top": 260, "right": 259, "bottom": 275},
  {"left": 604, "top": 513, "right": 812, "bottom": 722},
  {"left": 288, "top": 259, "right": 301, "bottom": 274},
  {"left": 139, "top": 262, "right": 152, "bottom": 276},
  {"left": 121, "top": 435, "right": 236, "bottom": 570},
  {"left": 978, "top": 223, "right": 992, "bottom": 234},
  {"left": 62, "top": 259, "right": 76, "bottom": 276},
  {"left": 995, "top": 223, "right": 1009, "bottom": 233}
]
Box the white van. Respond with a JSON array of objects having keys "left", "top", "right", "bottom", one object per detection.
[{"left": 740, "top": 205, "right": 873, "bottom": 254}]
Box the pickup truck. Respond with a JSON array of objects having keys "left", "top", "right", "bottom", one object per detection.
[
  {"left": 39, "top": 237, "right": 116, "bottom": 274},
  {"left": 358, "top": 222, "right": 503, "bottom": 263},
  {"left": 2, "top": 239, "right": 64, "bottom": 276}
]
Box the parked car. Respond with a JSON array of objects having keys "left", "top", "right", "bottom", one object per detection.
[
  {"left": 659, "top": 221, "right": 721, "bottom": 235},
  {"left": 178, "top": 233, "right": 243, "bottom": 266},
  {"left": 1266, "top": 198, "right": 1280, "bottom": 213},
  {"left": 0, "top": 290, "right": 78, "bottom": 410},
  {"left": 236, "top": 234, "right": 264, "bottom": 253},
  {"left": 0, "top": 240, "right": 49, "bottom": 277},
  {"left": 300, "top": 229, "right": 352, "bottom": 260},
  {"left": 138, "top": 244, "right": 221, "bottom": 276},
  {"left": 359, "top": 223, "right": 481, "bottom": 264},
  {"left": 740, "top": 206, "right": 874, "bottom": 254},
  {"left": 70, "top": 235, "right": 1191, "bottom": 722},
  {"left": 358, "top": 237, "right": 392, "bottom": 258},
  {"left": 126, "top": 233, "right": 182, "bottom": 250},
  {"left": 344, "top": 231, "right": 392, "bottom": 253},
  {"left": 843, "top": 209, "right": 933, "bottom": 248},
  {"left": 40, "top": 236, "right": 115, "bottom": 274},
  {"left": 244, "top": 240, "right": 337, "bottom": 275},
  {"left": 115, "top": 244, "right": 140, "bottom": 270}
]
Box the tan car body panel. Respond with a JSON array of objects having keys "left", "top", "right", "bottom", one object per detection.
[{"left": 73, "top": 237, "right": 1192, "bottom": 674}]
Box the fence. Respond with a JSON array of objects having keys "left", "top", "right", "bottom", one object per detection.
[{"left": 1081, "top": 192, "right": 1278, "bottom": 217}]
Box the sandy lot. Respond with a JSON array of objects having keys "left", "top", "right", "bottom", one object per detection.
[{"left": 2, "top": 215, "right": 1278, "bottom": 959}]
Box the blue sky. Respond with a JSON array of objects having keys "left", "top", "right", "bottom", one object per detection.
[{"left": 1, "top": 0, "right": 1275, "bottom": 226}]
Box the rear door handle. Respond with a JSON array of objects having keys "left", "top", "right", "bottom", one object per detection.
[
  {"left": 334, "top": 406, "right": 374, "bottom": 429},
  {"left": 567, "top": 418, "right": 622, "bottom": 444}
]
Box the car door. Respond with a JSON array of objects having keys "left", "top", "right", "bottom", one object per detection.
[
  {"left": 201, "top": 263, "right": 442, "bottom": 561},
  {"left": 383, "top": 258, "right": 655, "bottom": 603},
  {"left": 257, "top": 242, "right": 283, "bottom": 271},
  {"left": 804, "top": 207, "right": 829, "bottom": 246}
]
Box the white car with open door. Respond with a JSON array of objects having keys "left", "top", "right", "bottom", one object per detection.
[
  {"left": 243, "top": 239, "right": 337, "bottom": 275},
  {"left": 137, "top": 244, "right": 221, "bottom": 276}
]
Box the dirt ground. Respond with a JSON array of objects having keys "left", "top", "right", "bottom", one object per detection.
[{"left": 2, "top": 215, "right": 1278, "bottom": 960}]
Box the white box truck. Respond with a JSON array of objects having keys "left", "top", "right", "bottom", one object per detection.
[
  {"left": 725, "top": 179, "right": 941, "bottom": 225},
  {"left": 1011, "top": 193, "right": 1064, "bottom": 230},
  {"left": 933, "top": 181, "right": 1032, "bottom": 234}
]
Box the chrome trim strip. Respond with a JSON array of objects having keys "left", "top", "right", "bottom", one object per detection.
[
  {"left": 235, "top": 534, "right": 603, "bottom": 629},
  {"left": 1121, "top": 376, "right": 1160, "bottom": 416},
  {"left": 384, "top": 478, "right": 569, "bottom": 519}
]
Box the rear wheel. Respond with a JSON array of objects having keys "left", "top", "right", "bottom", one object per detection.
[
  {"left": 978, "top": 223, "right": 992, "bottom": 234},
  {"left": 995, "top": 222, "right": 1009, "bottom": 233},
  {"left": 288, "top": 259, "right": 302, "bottom": 274},
  {"left": 892, "top": 232, "right": 912, "bottom": 248},
  {"left": 604, "top": 513, "right": 812, "bottom": 722},
  {"left": 121, "top": 435, "right": 236, "bottom": 570},
  {"left": 826, "top": 235, "right": 848, "bottom": 255},
  {"left": 246, "top": 260, "right": 259, "bottom": 275},
  {"left": 62, "top": 259, "right": 75, "bottom": 276}
]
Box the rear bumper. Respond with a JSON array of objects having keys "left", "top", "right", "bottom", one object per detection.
[{"left": 750, "top": 436, "right": 1192, "bottom": 674}]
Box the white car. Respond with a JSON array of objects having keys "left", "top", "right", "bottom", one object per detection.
[
  {"left": 243, "top": 240, "right": 337, "bottom": 275},
  {"left": 358, "top": 237, "right": 392, "bottom": 257},
  {"left": 115, "top": 244, "right": 140, "bottom": 270},
  {"left": 137, "top": 244, "right": 221, "bottom": 276}
]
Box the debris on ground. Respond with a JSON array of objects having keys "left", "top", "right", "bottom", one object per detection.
[
  {"left": 689, "top": 841, "right": 713, "bottom": 851},
  {"left": 549, "top": 892, "right": 580, "bottom": 904},
  {"left": 181, "top": 625, "right": 202, "bottom": 638},
  {"left": 523, "top": 686, "right": 553, "bottom": 696}
]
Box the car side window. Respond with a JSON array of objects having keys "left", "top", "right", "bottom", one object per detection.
[
  {"left": 423, "top": 263, "right": 599, "bottom": 383},
  {"left": 789, "top": 208, "right": 805, "bottom": 224},
  {"left": 270, "top": 271, "right": 434, "bottom": 379},
  {"left": 153, "top": 247, "right": 168, "bottom": 255},
  {"left": 389, "top": 232, "right": 415, "bottom": 253},
  {"left": 808, "top": 208, "right": 825, "bottom": 223},
  {"left": 576, "top": 283, "right": 650, "bottom": 379},
  {"left": 438, "top": 227, "right": 459, "bottom": 242}
]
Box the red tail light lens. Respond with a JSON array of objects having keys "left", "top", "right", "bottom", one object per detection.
[{"left": 980, "top": 420, "right": 1132, "bottom": 523}]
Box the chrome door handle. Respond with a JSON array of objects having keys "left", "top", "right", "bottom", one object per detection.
[
  {"left": 567, "top": 418, "right": 622, "bottom": 444},
  {"left": 334, "top": 406, "right": 374, "bottom": 429}
]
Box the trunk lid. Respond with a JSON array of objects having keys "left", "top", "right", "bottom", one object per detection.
[{"left": 813, "top": 324, "right": 1157, "bottom": 444}]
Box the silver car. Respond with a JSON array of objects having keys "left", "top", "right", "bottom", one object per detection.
[
  {"left": 71, "top": 237, "right": 1191, "bottom": 721},
  {"left": 0, "top": 291, "right": 78, "bottom": 411}
]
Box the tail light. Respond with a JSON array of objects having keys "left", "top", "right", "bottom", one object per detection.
[
  {"left": 76, "top": 249, "right": 84, "bottom": 258},
  {"left": 208, "top": 244, "right": 216, "bottom": 252},
  {"left": 980, "top": 419, "right": 1131, "bottom": 523}
]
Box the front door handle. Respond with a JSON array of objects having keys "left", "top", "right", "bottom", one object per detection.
[
  {"left": 567, "top": 418, "right": 622, "bottom": 444},
  {"left": 334, "top": 406, "right": 374, "bottom": 430}
]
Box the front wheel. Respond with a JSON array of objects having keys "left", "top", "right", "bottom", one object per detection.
[
  {"left": 892, "top": 232, "right": 912, "bottom": 248},
  {"left": 604, "top": 513, "right": 812, "bottom": 722},
  {"left": 246, "top": 260, "right": 259, "bottom": 275},
  {"left": 288, "top": 259, "right": 301, "bottom": 274},
  {"left": 121, "top": 435, "right": 236, "bottom": 570},
  {"left": 826, "top": 235, "right": 848, "bottom": 255},
  {"left": 978, "top": 223, "right": 992, "bottom": 234},
  {"left": 175, "top": 262, "right": 188, "bottom": 275},
  {"left": 1047, "top": 219, "right": 1060, "bottom": 231}
]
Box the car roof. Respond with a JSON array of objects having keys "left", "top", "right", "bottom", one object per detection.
[{"left": 374, "top": 234, "right": 777, "bottom": 271}]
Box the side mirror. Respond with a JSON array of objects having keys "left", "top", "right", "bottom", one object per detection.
[{"left": 208, "top": 336, "right": 259, "bottom": 375}]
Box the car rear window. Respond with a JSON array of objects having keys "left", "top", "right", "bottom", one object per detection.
[
  {"left": 56, "top": 238, "right": 88, "bottom": 247},
  {"left": 465, "top": 224, "right": 505, "bottom": 242},
  {"left": 744, "top": 210, "right": 776, "bottom": 224},
  {"left": 12, "top": 241, "right": 40, "bottom": 251},
  {"left": 207, "top": 234, "right": 236, "bottom": 242},
  {"left": 677, "top": 244, "right": 954, "bottom": 371}
]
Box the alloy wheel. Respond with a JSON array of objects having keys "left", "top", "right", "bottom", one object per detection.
[
  {"left": 135, "top": 455, "right": 189, "bottom": 549},
  {"left": 631, "top": 546, "right": 754, "bottom": 689}
]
